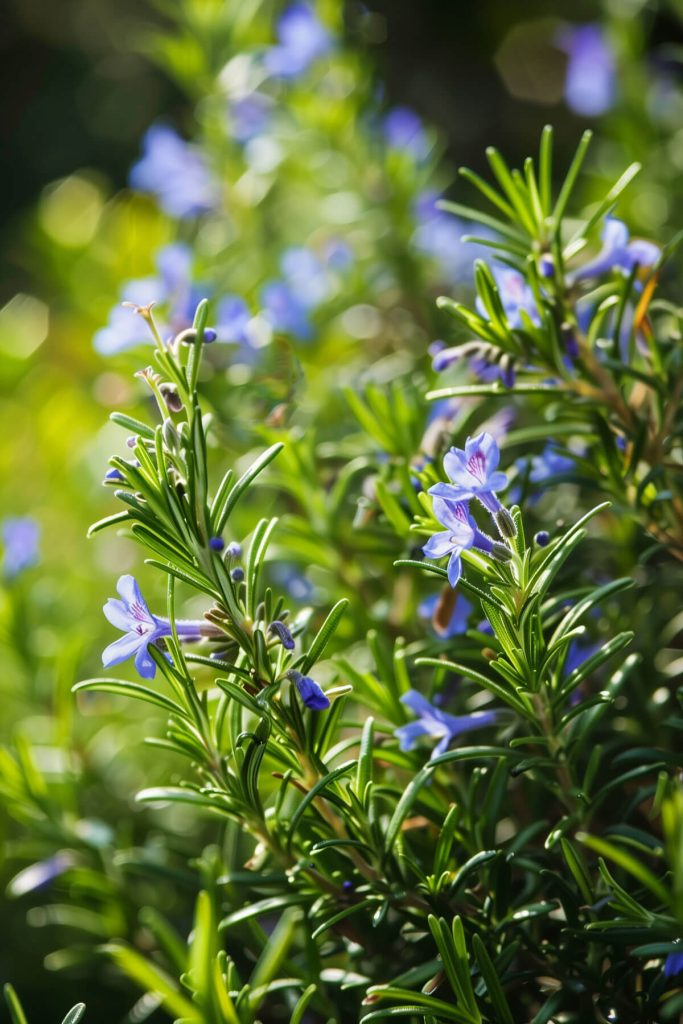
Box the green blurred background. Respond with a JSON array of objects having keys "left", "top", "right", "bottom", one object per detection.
[{"left": 1, "top": 0, "right": 683, "bottom": 1018}]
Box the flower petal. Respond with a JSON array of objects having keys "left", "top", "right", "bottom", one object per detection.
[
  {"left": 102, "top": 598, "right": 134, "bottom": 631},
  {"left": 447, "top": 550, "right": 463, "bottom": 588},
  {"left": 134, "top": 642, "right": 158, "bottom": 679},
  {"left": 400, "top": 689, "right": 436, "bottom": 718},
  {"left": 395, "top": 721, "right": 428, "bottom": 752},
  {"left": 423, "top": 530, "right": 454, "bottom": 559},
  {"left": 429, "top": 480, "right": 474, "bottom": 503},
  {"left": 102, "top": 632, "right": 142, "bottom": 668}
]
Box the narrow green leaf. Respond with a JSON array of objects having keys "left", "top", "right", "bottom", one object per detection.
[{"left": 300, "top": 598, "right": 349, "bottom": 674}]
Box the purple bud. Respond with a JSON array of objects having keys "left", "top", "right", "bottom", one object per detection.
[
  {"left": 341, "top": 880, "right": 354, "bottom": 893},
  {"left": 104, "top": 468, "right": 125, "bottom": 484},
  {"left": 204, "top": 328, "right": 217, "bottom": 343},
  {"left": 534, "top": 530, "right": 550, "bottom": 547},
  {"left": 269, "top": 620, "right": 295, "bottom": 650},
  {"left": 231, "top": 566, "right": 245, "bottom": 582},
  {"left": 126, "top": 436, "right": 137, "bottom": 448},
  {"left": 160, "top": 384, "right": 183, "bottom": 413},
  {"left": 209, "top": 536, "right": 225, "bottom": 551},
  {"left": 226, "top": 541, "right": 242, "bottom": 558},
  {"left": 287, "top": 670, "right": 330, "bottom": 710},
  {"left": 540, "top": 254, "right": 555, "bottom": 278}
]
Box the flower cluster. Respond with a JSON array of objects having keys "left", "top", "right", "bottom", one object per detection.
[{"left": 422, "top": 433, "right": 514, "bottom": 587}]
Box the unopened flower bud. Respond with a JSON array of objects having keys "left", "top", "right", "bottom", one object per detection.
[
  {"left": 534, "top": 530, "right": 550, "bottom": 547},
  {"left": 104, "top": 468, "right": 124, "bottom": 484},
  {"left": 126, "top": 435, "right": 137, "bottom": 448},
  {"left": 494, "top": 507, "right": 517, "bottom": 540},
  {"left": 268, "top": 620, "right": 295, "bottom": 650},
  {"left": 539, "top": 253, "right": 555, "bottom": 278},
  {"left": 209, "top": 536, "right": 224, "bottom": 551},
  {"left": 162, "top": 418, "right": 179, "bottom": 450},
  {"left": 160, "top": 383, "right": 183, "bottom": 413},
  {"left": 231, "top": 566, "right": 245, "bottom": 582},
  {"left": 226, "top": 541, "right": 242, "bottom": 559},
  {"left": 287, "top": 670, "right": 330, "bottom": 710},
  {"left": 177, "top": 326, "right": 218, "bottom": 344},
  {"left": 490, "top": 541, "right": 513, "bottom": 563}
]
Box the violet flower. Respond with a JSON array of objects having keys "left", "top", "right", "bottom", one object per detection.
[
  {"left": 529, "top": 445, "right": 575, "bottom": 483},
  {"left": 664, "top": 951, "right": 683, "bottom": 979},
  {"left": 102, "top": 575, "right": 203, "bottom": 679},
  {"left": 129, "top": 124, "right": 220, "bottom": 219},
  {"left": 382, "top": 107, "right": 429, "bottom": 161},
  {"left": 287, "top": 669, "right": 330, "bottom": 710},
  {"left": 419, "top": 592, "right": 473, "bottom": 638},
  {"left": 476, "top": 267, "right": 540, "bottom": 329},
  {"left": 430, "top": 432, "right": 508, "bottom": 515},
  {"left": 423, "top": 495, "right": 500, "bottom": 588},
  {"left": 557, "top": 24, "right": 616, "bottom": 118},
  {"left": 395, "top": 690, "right": 496, "bottom": 759},
  {"left": 264, "top": 3, "right": 332, "bottom": 79},
  {"left": 261, "top": 280, "right": 312, "bottom": 340},
  {"left": 570, "top": 217, "right": 660, "bottom": 283},
  {"left": 2, "top": 517, "right": 40, "bottom": 579}
]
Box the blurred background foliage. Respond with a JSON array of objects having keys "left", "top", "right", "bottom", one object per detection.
[{"left": 2, "top": 0, "right": 683, "bottom": 1019}]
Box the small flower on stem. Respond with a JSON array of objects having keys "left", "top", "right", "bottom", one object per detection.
[
  {"left": 430, "top": 432, "right": 508, "bottom": 515},
  {"left": 395, "top": 690, "right": 496, "bottom": 759},
  {"left": 287, "top": 670, "right": 330, "bottom": 710},
  {"left": 102, "top": 575, "right": 204, "bottom": 679}
]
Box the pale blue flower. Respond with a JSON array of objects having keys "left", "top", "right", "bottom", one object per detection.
[
  {"left": 423, "top": 496, "right": 498, "bottom": 588},
  {"left": 102, "top": 575, "right": 203, "bottom": 679},
  {"left": 571, "top": 217, "right": 660, "bottom": 283},
  {"left": 2, "top": 517, "right": 40, "bottom": 578},
  {"left": 261, "top": 281, "right": 312, "bottom": 340},
  {"left": 130, "top": 125, "right": 220, "bottom": 219},
  {"left": 558, "top": 24, "right": 616, "bottom": 117},
  {"left": 281, "top": 247, "right": 331, "bottom": 308},
  {"left": 477, "top": 267, "right": 540, "bottom": 328},
  {"left": 264, "top": 3, "right": 332, "bottom": 78},
  {"left": 383, "top": 107, "right": 429, "bottom": 160},
  {"left": 529, "top": 445, "right": 575, "bottom": 483},
  {"left": 413, "top": 191, "right": 471, "bottom": 282},
  {"left": 419, "top": 592, "right": 473, "bottom": 638},
  {"left": 229, "top": 92, "right": 273, "bottom": 143},
  {"left": 430, "top": 432, "right": 508, "bottom": 515},
  {"left": 395, "top": 690, "right": 496, "bottom": 759}
]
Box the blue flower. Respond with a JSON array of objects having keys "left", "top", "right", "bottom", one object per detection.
[
  {"left": 477, "top": 267, "right": 540, "bottom": 328},
  {"left": 664, "top": 951, "right": 683, "bottom": 979},
  {"left": 264, "top": 3, "right": 333, "bottom": 78},
  {"left": 413, "top": 191, "right": 472, "bottom": 282},
  {"left": 395, "top": 690, "right": 496, "bottom": 759},
  {"left": 430, "top": 432, "right": 508, "bottom": 515},
  {"left": 129, "top": 124, "right": 220, "bottom": 219},
  {"left": 280, "top": 247, "right": 331, "bottom": 308},
  {"left": 229, "top": 92, "right": 273, "bottom": 143},
  {"left": 2, "top": 517, "right": 40, "bottom": 579},
  {"left": 529, "top": 445, "right": 575, "bottom": 484},
  {"left": 571, "top": 217, "right": 660, "bottom": 283},
  {"left": 261, "top": 281, "right": 312, "bottom": 340},
  {"left": 383, "top": 107, "right": 429, "bottom": 160},
  {"left": 102, "top": 575, "right": 203, "bottom": 679},
  {"left": 419, "top": 592, "right": 473, "bottom": 638},
  {"left": 423, "top": 495, "right": 498, "bottom": 588},
  {"left": 558, "top": 24, "right": 616, "bottom": 117},
  {"left": 287, "top": 670, "right": 330, "bottom": 710},
  {"left": 94, "top": 243, "right": 197, "bottom": 355}
]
